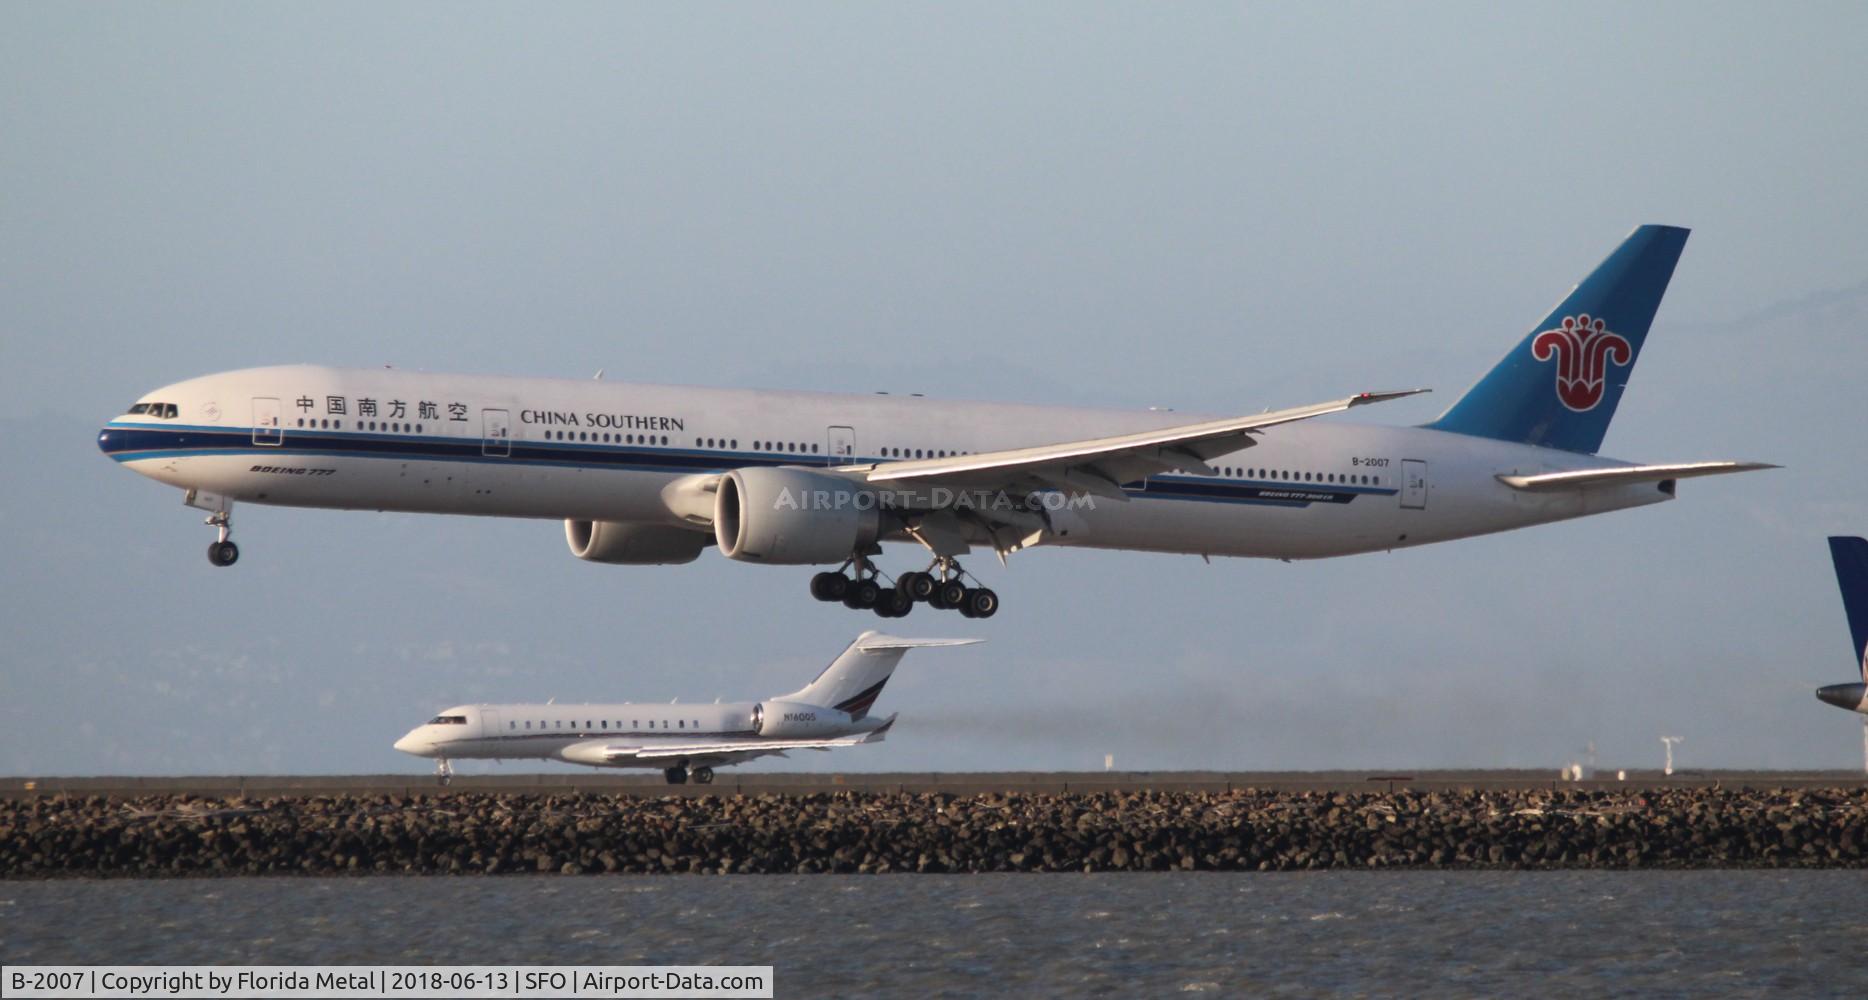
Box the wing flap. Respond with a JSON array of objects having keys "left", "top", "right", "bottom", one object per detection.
[{"left": 1497, "top": 461, "right": 1777, "bottom": 492}]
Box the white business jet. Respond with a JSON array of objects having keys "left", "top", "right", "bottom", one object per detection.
[{"left": 393, "top": 631, "right": 977, "bottom": 785}]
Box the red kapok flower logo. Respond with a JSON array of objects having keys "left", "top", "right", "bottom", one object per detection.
[{"left": 1530, "top": 314, "right": 1633, "bottom": 412}]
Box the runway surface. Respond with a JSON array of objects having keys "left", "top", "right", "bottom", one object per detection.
[{"left": 5, "top": 769, "right": 1865, "bottom": 798}]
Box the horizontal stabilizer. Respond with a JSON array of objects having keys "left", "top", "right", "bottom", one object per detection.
[
  {"left": 1496, "top": 461, "right": 1776, "bottom": 492},
  {"left": 855, "top": 635, "right": 984, "bottom": 651}
]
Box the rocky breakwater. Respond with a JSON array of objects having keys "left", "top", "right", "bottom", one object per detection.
[{"left": 5, "top": 787, "right": 1867, "bottom": 876}]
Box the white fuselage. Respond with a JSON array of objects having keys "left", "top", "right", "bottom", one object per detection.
[
  {"left": 100, "top": 364, "right": 1672, "bottom": 562},
  {"left": 396, "top": 702, "right": 761, "bottom": 765}
]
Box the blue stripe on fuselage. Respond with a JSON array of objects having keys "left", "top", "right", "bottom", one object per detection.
[{"left": 100, "top": 423, "right": 1397, "bottom": 509}]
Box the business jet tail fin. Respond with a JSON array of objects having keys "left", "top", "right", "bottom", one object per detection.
[{"left": 774, "top": 632, "right": 980, "bottom": 721}]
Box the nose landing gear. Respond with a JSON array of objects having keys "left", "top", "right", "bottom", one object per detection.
[
  {"left": 434, "top": 758, "right": 453, "bottom": 787},
  {"left": 192, "top": 494, "right": 238, "bottom": 566}
]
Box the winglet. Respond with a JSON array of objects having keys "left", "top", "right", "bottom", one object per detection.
[
  {"left": 1350, "top": 389, "right": 1431, "bottom": 408},
  {"left": 863, "top": 713, "right": 899, "bottom": 742}
]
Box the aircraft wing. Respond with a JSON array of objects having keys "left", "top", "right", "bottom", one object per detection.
[
  {"left": 857, "top": 390, "right": 1428, "bottom": 501},
  {"left": 1496, "top": 461, "right": 1777, "bottom": 492},
  {"left": 575, "top": 719, "right": 896, "bottom": 763}
]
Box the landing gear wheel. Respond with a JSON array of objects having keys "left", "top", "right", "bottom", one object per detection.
[
  {"left": 964, "top": 587, "right": 999, "bottom": 619},
  {"left": 207, "top": 540, "right": 240, "bottom": 567},
  {"left": 935, "top": 579, "right": 968, "bottom": 609},
  {"left": 691, "top": 767, "right": 715, "bottom": 785},
  {"left": 899, "top": 571, "right": 937, "bottom": 602},
  {"left": 874, "top": 587, "right": 913, "bottom": 618},
  {"left": 663, "top": 766, "right": 689, "bottom": 785},
  {"left": 435, "top": 759, "right": 453, "bottom": 787},
  {"left": 843, "top": 578, "right": 881, "bottom": 610},
  {"left": 810, "top": 571, "right": 848, "bottom": 601}
]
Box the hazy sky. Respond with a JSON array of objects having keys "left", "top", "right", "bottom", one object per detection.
[{"left": 4, "top": 3, "right": 1866, "bottom": 776}]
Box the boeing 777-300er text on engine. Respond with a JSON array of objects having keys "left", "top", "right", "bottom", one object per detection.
[
  {"left": 393, "top": 631, "right": 978, "bottom": 785},
  {"left": 101, "top": 225, "right": 1772, "bottom": 618}
]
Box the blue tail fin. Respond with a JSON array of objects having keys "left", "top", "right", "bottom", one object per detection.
[
  {"left": 1425, "top": 225, "right": 1690, "bottom": 454},
  {"left": 1830, "top": 536, "right": 1868, "bottom": 681}
]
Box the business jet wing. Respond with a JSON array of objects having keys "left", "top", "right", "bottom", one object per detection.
[
  {"left": 1496, "top": 461, "right": 1777, "bottom": 492},
  {"left": 858, "top": 390, "right": 1427, "bottom": 501},
  {"left": 570, "top": 720, "right": 896, "bottom": 763}
]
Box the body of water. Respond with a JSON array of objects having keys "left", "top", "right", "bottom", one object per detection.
[{"left": 5, "top": 872, "right": 1865, "bottom": 997}]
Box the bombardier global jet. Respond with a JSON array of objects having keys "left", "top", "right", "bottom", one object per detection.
[
  {"left": 394, "top": 631, "right": 978, "bottom": 785},
  {"left": 100, "top": 225, "right": 1770, "bottom": 617}
]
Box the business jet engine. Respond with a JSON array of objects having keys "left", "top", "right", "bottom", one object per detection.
[
  {"left": 751, "top": 701, "right": 852, "bottom": 738},
  {"left": 564, "top": 519, "right": 708, "bottom": 565},
  {"left": 713, "top": 467, "right": 880, "bottom": 564}
]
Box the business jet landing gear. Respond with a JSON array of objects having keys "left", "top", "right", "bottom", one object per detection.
[
  {"left": 810, "top": 556, "right": 997, "bottom": 618},
  {"left": 435, "top": 759, "right": 453, "bottom": 787},
  {"left": 663, "top": 766, "right": 689, "bottom": 785},
  {"left": 691, "top": 766, "right": 715, "bottom": 785}
]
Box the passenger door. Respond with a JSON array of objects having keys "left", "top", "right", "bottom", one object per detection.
[
  {"left": 1400, "top": 459, "right": 1428, "bottom": 510},
  {"left": 826, "top": 425, "right": 856, "bottom": 464},
  {"left": 252, "top": 397, "right": 283, "bottom": 446},
  {"left": 481, "top": 408, "right": 511, "bottom": 457}
]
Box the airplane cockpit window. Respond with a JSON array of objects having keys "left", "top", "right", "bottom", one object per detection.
[
  {"left": 426, "top": 715, "right": 467, "bottom": 725},
  {"left": 127, "top": 403, "right": 179, "bottom": 418}
]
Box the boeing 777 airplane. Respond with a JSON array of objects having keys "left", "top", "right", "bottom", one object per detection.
[
  {"left": 101, "top": 225, "right": 1770, "bottom": 617},
  {"left": 393, "top": 631, "right": 978, "bottom": 784},
  {"left": 1817, "top": 536, "right": 1868, "bottom": 716}
]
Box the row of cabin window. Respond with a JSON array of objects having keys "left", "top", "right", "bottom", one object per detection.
[
  {"left": 1216, "top": 467, "right": 1383, "bottom": 486},
  {"left": 879, "top": 446, "right": 971, "bottom": 459},
  {"left": 513, "top": 719, "right": 701, "bottom": 730},
  {"left": 544, "top": 430, "right": 673, "bottom": 445},
  {"left": 297, "top": 417, "right": 425, "bottom": 433}
]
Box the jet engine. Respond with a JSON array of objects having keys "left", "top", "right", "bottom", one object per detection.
[
  {"left": 564, "top": 519, "right": 708, "bottom": 565},
  {"left": 713, "top": 467, "right": 879, "bottom": 564},
  {"left": 751, "top": 701, "right": 852, "bottom": 738}
]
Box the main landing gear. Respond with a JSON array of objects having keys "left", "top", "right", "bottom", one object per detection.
[
  {"left": 663, "top": 766, "right": 715, "bottom": 785},
  {"left": 809, "top": 556, "right": 999, "bottom": 619}
]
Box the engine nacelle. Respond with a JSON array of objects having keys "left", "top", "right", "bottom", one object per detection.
[
  {"left": 713, "top": 467, "right": 879, "bottom": 564},
  {"left": 564, "top": 519, "right": 708, "bottom": 565},
  {"left": 752, "top": 701, "right": 852, "bottom": 738}
]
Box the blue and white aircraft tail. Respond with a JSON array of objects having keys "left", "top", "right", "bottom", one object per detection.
[
  {"left": 1427, "top": 224, "right": 1689, "bottom": 455},
  {"left": 1817, "top": 536, "right": 1868, "bottom": 714}
]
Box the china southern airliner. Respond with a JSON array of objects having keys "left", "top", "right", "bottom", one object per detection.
[
  {"left": 395, "top": 631, "right": 977, "bottom": 785},
  {"left": 100, "top": 225, "right": 1770, "bottom": 618}
]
